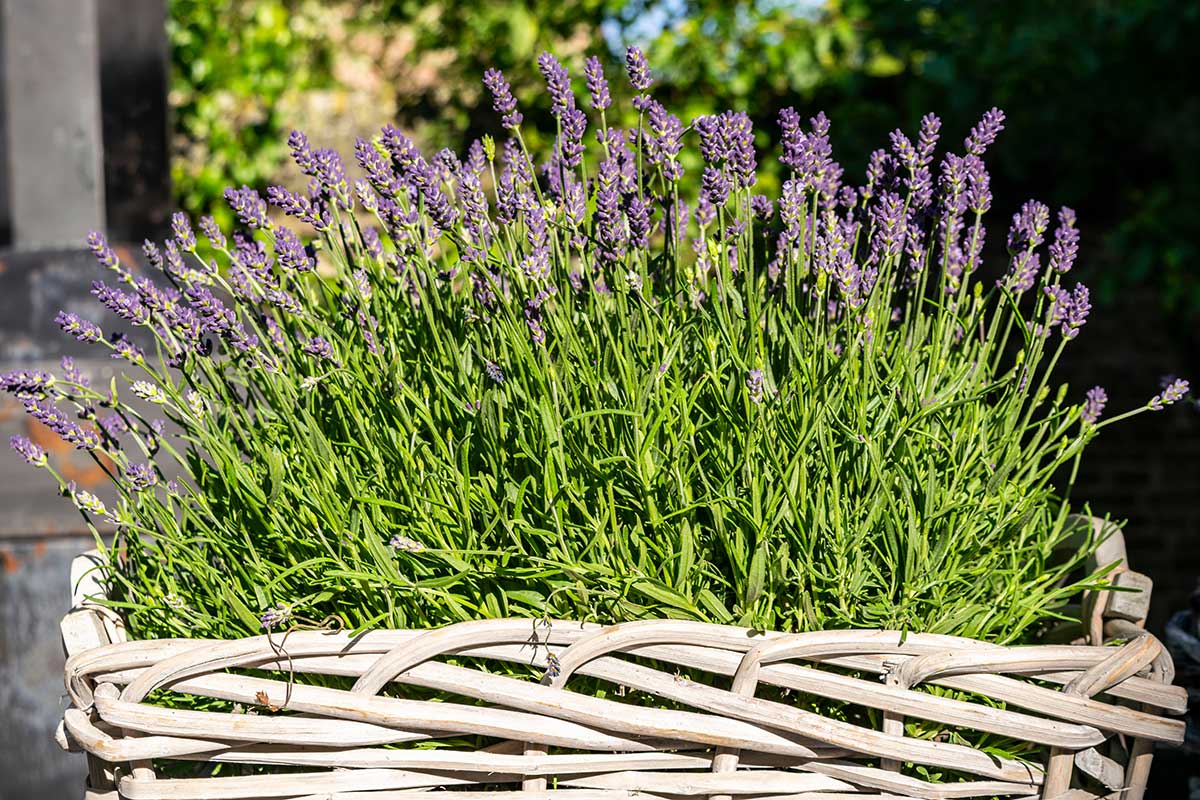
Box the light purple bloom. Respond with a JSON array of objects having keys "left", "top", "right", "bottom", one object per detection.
[
  {"left": 199, "top": 215, "right": 227, "bottom": 250},
  {"left": 86, "top": 231, "right": 121, "bottom": 272},
  {"left": 746, "top": 369, "right": 764, "bottom": 404},
  {"left": 289, "top": 130, "right": 315, "bottom": 175},
  {"left": 626, "top": 45, "right": 653, "bottom": 109},
  {"left": 224, "top": 186, "right": 272, "bottom": 230},
  {"left": 301, "top": 336, "right": 335, "bottom": 361},
  {"left": 584, "top": 56, "right": 610, "bottom": 111},
  {"left": 1048, "top": 207, "right": 1079, "bottom": 274},
  {"left": 56, "top": 311, "right": 103, "bottom": 343},
  {"left": 259, "top": 603, "right": 291, "bottom": 630},
  {"left": 483, "top": 68, "right": 522, "bottom": 128},
  {"left": 965, "top": 107, "right": 1005, "bottom": 156},
  {"left": 168, "top": 216, "right": 195, "bottom": 256},
  {"left": 1082, "top": 386, "right": 1107, "bottom": 424},
  {"left": 537, "top": 52, "right": 574, "bottom": 117},
  {"left": 9, "top": 435, "right": 46, "bottom": 467},
  {"left": 1149, "top": 378, "right": 1190, "bottom": 410},
  {"left": 1061, "top": 283, "right": 1090, "bottom": 339}
]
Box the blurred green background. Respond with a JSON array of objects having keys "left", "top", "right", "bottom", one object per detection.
[{"left": 168, "top": 0, "right": 1200, "bottom": 325}]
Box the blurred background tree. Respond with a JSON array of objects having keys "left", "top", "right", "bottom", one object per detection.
[{"left": 167, "top": 0, "right": 1200, "bottom": 325}]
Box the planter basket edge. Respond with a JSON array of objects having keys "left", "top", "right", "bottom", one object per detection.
[{"left": 57, "top": 515, "right": 1185, "bottom": 800}]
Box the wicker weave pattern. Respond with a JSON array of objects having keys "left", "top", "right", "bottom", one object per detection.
[{"left": 58, "top": 529, "right": 1185, "bottom": 800}]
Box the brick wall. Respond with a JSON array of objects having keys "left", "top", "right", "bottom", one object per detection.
[{"left": 1057, "top": 286, "right": 1200, "bottom": 632}]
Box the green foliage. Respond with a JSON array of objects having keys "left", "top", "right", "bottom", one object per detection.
[
  {"left": 168, "top": 0, "right": 335, "bottom": 224},
  {"left": 28, "top": 104, "right": 1147, "bottom": 647}
]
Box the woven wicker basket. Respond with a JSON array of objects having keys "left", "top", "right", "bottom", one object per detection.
[{"left": 58, "top": 517, "right": 1184, "bottom": 800}]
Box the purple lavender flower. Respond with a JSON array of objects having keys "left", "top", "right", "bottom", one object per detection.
[
  {"left": 389, "top": 533, "right": 424, "bottom": 553},
  {"left": 86, "top": 231, "right": 121, "bottom": 273},
  {"left": 890, "top": 129, "right": 917, "bottom": 170},
  {"left": 524, "top": 298, "right": 546, "bottom": 346},
  {"left": 751, "top": 195, "right": 774, "bottom": 222},
  {"left": 289, "top": 130, "right": 315, "bottom": 175},
  {"left": 627, "top": 196, "right": 653, "bottom": 248},
  {"left": 869, "top": 191, "right": 906, "bottom": 262},
  {"left": 595, "top": 159, "right": 627, "bottom": 266},
  {"left": 60, "top": 356, "right": 88, "bottom": 389},
  {"left": 625, "top": 46, "right": 653, "bottom": 92},
  {"left": 965, "top": 107, "right": 1005, "bottom": 156},
  {"left": 483, "top": 68, "right": 523, "bottom": 128},
  {"left": 645, "top": 101, "right": 684, "bottom": 182},
  {"left": 746, "top": 369, "right": 764, "bottom": 404},
  {"left": 434, "top": 148, "right": 462, "bottom": 181},
  {"left": 260, "top": 603, "right": 291, "bottom": 630},
  {"left": 1082, "top": 386, "right": 1107, "bottom": 424},
  {"left": 916, "top": 113, "right": 941, "bottom": 166},
  {"left": 1043, "top": 285, "right": 1071, "bottom": 332},
  {"left": 521, "top": 200, "right": 551, "bottom": 280},
  {"left": 186, "top": 286, "right": 235, "bottom": 335},
  {"left": 25, "top": 399, "right": 101, "bottom": 450},
  {"left": 965, "top": 156, "right": 991, "bottom": 213},
  {"left": 1048, "top": 207, "right": 1079, "bottom": 274},
  {"left": 558, "top": 108, "right": 587, "bottom": 169},
  {"left": 584, "top": 56, "right": 611, "bottom": 111},
  {"left": 23, "top": 398, "right": 72, "bottom": 432},
  {"left": 1, "top": 369, "right": 53, "bottom": 397},
  {"left": 92, "top": 280, "right": 149, "bottom": 325},
  {"left": 9, "top": 435, "right": 46, "bottom": 467},
  {"left": 361, "top": 226, "right": 384, "bottom": 261},
  {"left": 112, "top": 336, "right": 145, "bottom": 365},
  {"left": 1062, "top": 283, "right": 1091, "bottom": 339},
  {"left": 1149, "top": 378, "right": 1190, "bottom": 410},
  {"left": 56, "top": 311, "right": 103, "bottom": 343},
  {"left": 485, "top": 361, "right": 504, "bottom": 384},
  {"left": 998, "top": 253, "right": 1041, "bottom": 294},
  {"left": 264, "top": 317, "right": 286, "bottom": 350},
  {"left": 266, "top": 186, "right": 330, "bottom": 231},
  {"left": 1007, "top": 199, "right": 1050, "bottom": 253},
  {"left": 199, "top": 215, "right": 227, "bottom": 250},
  {"left": 301, "top": 336, "right": 335, "bottom": 361},
  {"left": 700, "top": 166, "right": 731, "bottom": 209},
  {"left": 780, "top": 111, "right": 838, "bottom": 201},
  {"left": 171, "top": 212, "right": 197, "bottom": 252},
  {"left": 312, "top": 147, "right": 352, "bottom": 210},
  {"left": 537, "top": 52, "right": 574, "bottom": 117},
  {"left": 466, "top": 139, "right": 487, "bottom": 175},
  {"left": 275, "top": 227, "right": 316, "bottom": 273},
  {"left": 224, "top": 186, "right": 272, "bottom": 230}
]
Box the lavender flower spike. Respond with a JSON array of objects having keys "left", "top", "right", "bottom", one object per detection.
[
  {"left": 1082, "top": 386, "right": 1107, "bottom": 424},
  {"left": 483, "top": 68, "right": 522, "bottom": 128},
  {"left": 86, "top": 231, "right": 121, "bottom": 272},
  {"left": 301, "top": 335, "right": 335, "bottom": 361},
  {"left": 964, "top": 107, "right": 1005, "bottom": 156},
  {"left": 259, "top": 603, "right": 291, "bottom": 630},
  {"left": 56, "top": 311, "right": 103, "bottom": 343},
  {"left": 10, "top": 435, "right": 47, "bottom": 467},
  {"left": 536, "top": 52, "right": 574, "bottom": 117},
  {"left": 1048, "top": 207, "right": 1079, "bottom": 274},
  {"left": 584, "top": 56, "right": 611, "bottom": 111},
  {"left": 1149, "top": 378, "right": 1190, "bottom": 410},
  {"left": 125, "top": 462, "right": 159, "bottom": 491},
  {"left": 224, "top": 186, "right": 272, "bottom": 230},
  {"left": 172, "top": 212, "right": 197, "bottom": 252},
  {"left": 625, "top": 46, "right": 653, "bottom": 91},
  {"left": 1061, "top": 283, "right": 1091, "bottom": 339},
  {"left": 746, "top": 369, "right": 764, "bottom": 404}
]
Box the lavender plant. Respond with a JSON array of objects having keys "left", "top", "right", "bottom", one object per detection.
[{"left": 4, "top": 49, "right": 1190, "bottom": 646}]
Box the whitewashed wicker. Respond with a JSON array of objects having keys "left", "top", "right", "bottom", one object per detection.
[{"left": 58, "top": 518, "right": 1185, "bottom": 800}]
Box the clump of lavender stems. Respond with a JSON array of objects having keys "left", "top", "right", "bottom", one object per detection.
[{"left": 1, "top": 51, "right": 1187, "bottom": 689}]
